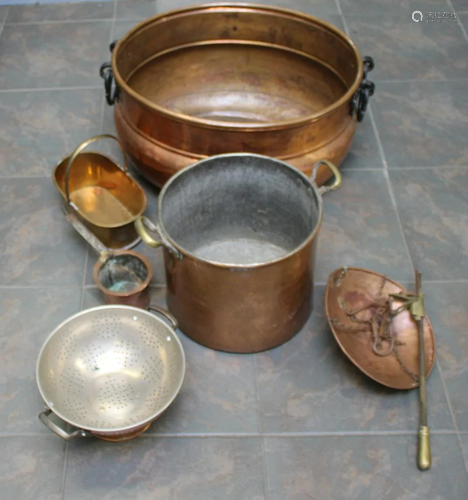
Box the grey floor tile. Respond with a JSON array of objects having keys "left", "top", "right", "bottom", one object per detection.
[
  {"left": 461, "top": 435, "right": 468, "bottom": 471},
  {"left": 425, "top": 283, "right": 468, "bottom": 430},
  {"left": 389, "top": 168, "right": 468, "bottom": 280},
  {"left": 113, "top": 19, "right": 140, "bottom": 39},
  {"left": 256, "top": 285, "right": 453, "bottom": 433},
  {"left": 0, "top": 436, "right": 66, "bottom": 500},
  {"left": 0, "top": 288, "right": 80, "bottom": 433},
  {"left": 345, "top": 13, "right": 468, "bottom": 82},
  {"left": 453, "top": 0, "right": 468, "bottom": 13},
  {"left": 340, "top": 0, "right": 450, "bottom": 14},
  {"left": 0, "top": 21, "right": 112, "bottom": 89},
  {"left": 265, "top": 434, "right": 468, "bottom": 500},
  {"left": 315, "top": 169, "right": 414, "bottom": 283},
  {"left": 0, "top": 179, "right": 88, "bottom": 286},
  {"left": 340, "top": 110, "right": 384, "bottom": 169},
  {"left": 0, "top": 89, "right": 103, "bottom": 177},
  {"left": 372, "top": 81, "right": 468, "bottom": 167},
  {"left": 7, "top": 2, "right": 114, "bottom": 23},
  {"left": 0, "top": 6, "right": 8, "bottom": 24},
  {"left": 65, "top": 437, "right": 265, "bottom": 499},
  {"left": 116, "top": 0, "right": 157, "bottom": 20},
  {"left": 82, "top": 287, "right": 261, "bottom": 433}
]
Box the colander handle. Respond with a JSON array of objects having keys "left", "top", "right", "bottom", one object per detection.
[
  {"left": 310, "top": 160, "right": 342, "bottom": 196},
  {"left": 39, "top": 409, "right": 84, "bottom": 441},
  {"left": 64, "top": 134, "right": 128, "bottom": 203},
  {"left": 148, "top": 304, "right": 178, "bottom": 329}
]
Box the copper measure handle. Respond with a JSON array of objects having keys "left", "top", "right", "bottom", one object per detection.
[
  {"left": 310, "top": 160, "right": 342, "bottom": 196},
  {"left": 38, "top": 409, "right": 85, "bottom": 441},
  {"left": 64, "top": 134, "right": 128, "bottom": 203}
]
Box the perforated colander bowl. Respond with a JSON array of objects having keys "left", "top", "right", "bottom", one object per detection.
[{"left": 36, "top": 305, "right": 185, "bottom": 441}]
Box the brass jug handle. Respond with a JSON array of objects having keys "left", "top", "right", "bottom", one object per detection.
[
  {"left": 64, "top": 134, "right": 128, "bottom": 203},
  {"left": 310, "top": 160, "right": 342, "bottom": 196}
]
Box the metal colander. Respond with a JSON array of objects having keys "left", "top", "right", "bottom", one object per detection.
[{"left": 37, "top": 305, "right": 185, "bottom": 440}]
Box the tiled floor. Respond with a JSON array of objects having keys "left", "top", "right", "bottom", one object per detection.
[{"left": 0, "top": 0, "right": 467, "bottom": 498}]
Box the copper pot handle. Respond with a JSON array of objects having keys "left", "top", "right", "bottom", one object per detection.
[
  {"left": 135, "top": 216, "right": 183, "bottom": 259},
  {"left": 39, "top": 409, "right": 86, "bottom": 441},
  {"left": 311, "top": 160, "right": 342, "bottom": 196},
  {"left": 147, "top": 304, "right": 178, "bottom": 329},
  {"left": 64, "top": 134, "right": 128, "bottom": 203}
]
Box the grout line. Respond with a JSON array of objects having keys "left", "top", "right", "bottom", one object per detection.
[
  {"left": 334, "top": 0, "right": 343, "bottom": 16},
  {"left": 5, "top": 18, "right": 114, "bottom": 26},
  {"left": 435, "top": 357, "right": 468, "bottom": 473},
  {"left": 79, "top": 246, "right": 90, "bottom": 310},
  {"left": 253, "top": 356, "right": 270, "bottom": 500},
  {"left": 368, "top": 105, "right": 416, "bottom": 271},
  {"left": 447, "top": 0, "right": 468, "bottom": 44},
  {"left": 0, "top": 285, "right": 82, "bottom": 289},
  {"left": 0, "top": 86, "right": 101, "bottom": 93},
  {"left": 0, "top": 429, "right": 460, "bottom": 438},
  {"left": 60, "top": 443, "right": 69, "bottom": 500},
  {"left": 372, "top": 78, "right": 468, "bottom": 83},
  {"left": 386, "top": 165, "right": 468, "bottom": 170}
]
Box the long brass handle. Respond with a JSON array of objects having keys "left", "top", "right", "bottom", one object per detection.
[
  {"left": 418, "top": 426, "right": 431, "bottom": 470},
  {"left": 64, "top": 134, "right": 128, "bottom": 203},
  {"left": 311, "top": 160, "right": 342, "bottom": 196}
]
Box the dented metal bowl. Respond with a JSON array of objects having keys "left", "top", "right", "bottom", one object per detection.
[{"left": 325, "top": 267, "right": 435, "bottom": 390}]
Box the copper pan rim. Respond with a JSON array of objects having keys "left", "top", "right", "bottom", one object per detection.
[{"left": 111, "top": 2, "right": 364, "bottom": 130}]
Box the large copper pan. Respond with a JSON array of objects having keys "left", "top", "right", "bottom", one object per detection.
[
  {"left": 134, "top": 154, "right": 341, "bottom": 353},
  {"left": 100, "top": 3, "right": 374, "bottom": 187}
]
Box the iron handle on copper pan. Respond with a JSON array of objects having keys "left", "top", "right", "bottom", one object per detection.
[
  {"left": 349, "top": 56, "right": 375, "bottom": 122},
  {"left": 39, "top": 409, "right": 89, "bottom": 441},
  {"left": 134, "top": 216, "right": 183, "bottom": 260},
  {"left": 64, "top": 134, "right": 128, "bottom": 204},
  {"left": 100, "top": 41, "right": 120, "bottom": 105},
  {"left": 310, "top": 160, "right": 342, "bottom": 196}
]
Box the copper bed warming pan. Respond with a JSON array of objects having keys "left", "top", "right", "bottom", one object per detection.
[
  {"left": 325, "top": 267, "right": 435, "bottom": 390},
  {"left": 53, "top": 134, "right": 147, "bottom": 250},
  {"left": 37, "top": 305, "right": 185, "bottom": 441},
  {"left": 100, "top": 3, "right": 375, "bottom": 187},
  {"left": 135, "top": 153, "right": 341, "bottom": 353}
]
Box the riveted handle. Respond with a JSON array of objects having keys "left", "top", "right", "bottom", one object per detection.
[
  {"left": 39, "top": 409, "right": 85, "bottom": 441},
  {"left": 147, "top": 304, "right": 178, "bottom": 329},
  {"left": 350, "top": 56, "right": 375, "bottom": 122},
  {"left": 418, "top": 425, "right": 432, "bottom": 470},
  {"left": 135, "top": 216, "right": 183, "bottom": 259},
  {"left": 65, "top": 134, "right": 128, "bottom": 203},
  {"left": 135, "top": 216, "right": 164, "bottom": 249},
  {"left": 311, "top": 160, "right": 342, "bottom": 196}
]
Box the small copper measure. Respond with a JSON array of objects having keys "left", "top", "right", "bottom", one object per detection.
[{"left": 66, "top": 210, "right": 152, "bottom": 308}]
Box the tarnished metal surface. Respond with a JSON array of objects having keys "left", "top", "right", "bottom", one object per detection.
[
  {"left": 325, "top": 267, "right": 435, "bottom": 390},
  {"left": 103, "top": 3, "right": 373, "bottom": 187},
  {"left": 136, "top": 153, "right": 341, "bottom": 353},
  {"left": 37, "top": 305, "right": 185, "bottom": 441}
]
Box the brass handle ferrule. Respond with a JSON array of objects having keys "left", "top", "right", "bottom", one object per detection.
[{"left": 418, "top": 425, "right": 431, "bottom": 471}]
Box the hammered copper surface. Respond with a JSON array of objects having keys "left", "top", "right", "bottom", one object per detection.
[
  {"left": 136, "top": 154, "right": 341, "bottom": 353},
  {"left": 110, "top": 3, "right": 364, "bottom": 187},
  {"left": 325, "top": 267, "right": 435, "bottom": 390}
]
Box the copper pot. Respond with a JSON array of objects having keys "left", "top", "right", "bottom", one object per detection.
[
  {"left": 101, "top": 4, "right": 374, "bottom": 188},
  {"left": 135, "top": 154, "right": 341, "bottom": 353}
]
